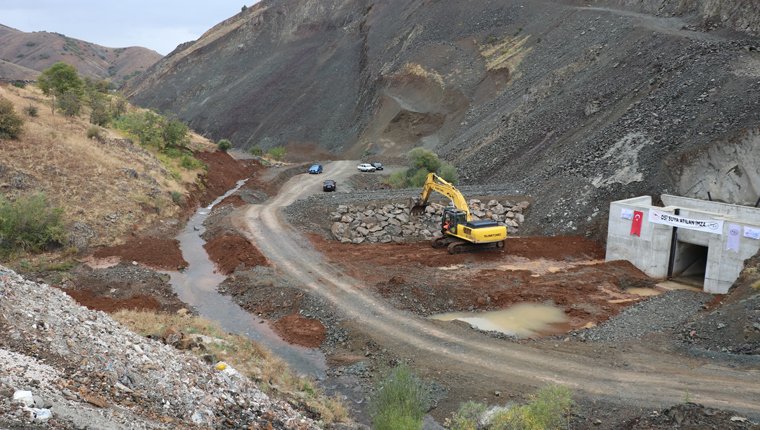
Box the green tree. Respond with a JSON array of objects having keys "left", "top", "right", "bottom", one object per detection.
[
  {"left": 0, "top": 97, "right": 24, "bottom": 139},
  {"left": 217, "top": 139, "right": 232, "bottom": 152},
  {"left": 370, "top": 365, "right": 430, "bottom": 430},
  {"left": 57, "top": 90, "right": 82, "bottom": 117},
  {"left": 89, "top": 93, "right": 109, "bottom": 126},
  {"left": 162, "top": 118, "right": 189, "bottom": 150},
  {"left": 0, "top": 193, "right": 66, "bottom": 254},
  {"left": 408, "top": 147, "right": 442, "bottom": 173},
  {"left": 37, "top": 62, "right": 83, "bottom": 113},
  {"left": 439, "top": 162, "right": 458, "bottom": 184}
]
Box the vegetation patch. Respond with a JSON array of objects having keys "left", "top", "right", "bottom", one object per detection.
[
  {"left": 0, "top": 193, "right": 66, "bottom": 256},
  {"left": 370, "top": 364, "right": 430, "bottom": 430},
  {"left": 386, "top": 147, "right": 458, "bottom": 188},
  {"left": 113, "top": 310, "right": 348, "bottom": 425},
  {"left": 0, "top": 96, "right": 24, "bottom": 139}
]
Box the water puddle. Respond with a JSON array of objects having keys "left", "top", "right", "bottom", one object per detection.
[
  {"left": 166, "top": 179, "right": 326, "bottom": 378},
  {"left": 430, "top": 303, "right": 569, "bottom": 338}
]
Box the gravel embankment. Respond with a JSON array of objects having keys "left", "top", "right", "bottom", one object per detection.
[
  {"left": 284, "top": 184, "right": 527, "bottom": 236},
  {"left": 0, "top": 266, "right": 318, "bottom": 429},
  {"left": 577, "top": 290, "right": 711, "bottom": 343}
]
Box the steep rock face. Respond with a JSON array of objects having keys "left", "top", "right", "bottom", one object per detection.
[
  {"left": 127, "top": 1, "right": 371, "bottom": 150},
  {"left": 0, "top": 24, "right": 161, "bottom": 84},
  {"left": 127, "top": 0, "right": 760, "bottom": 236}
]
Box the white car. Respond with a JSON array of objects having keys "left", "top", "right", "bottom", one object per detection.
[{"left": 357, "top": 163, "right": 376, "bottom": 172}]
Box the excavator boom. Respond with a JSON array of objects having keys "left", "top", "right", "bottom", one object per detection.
[{"left": 410, "top": 173, "right": 471, "bottom": 220}]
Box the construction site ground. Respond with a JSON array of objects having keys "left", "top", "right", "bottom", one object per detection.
[{"left": 48, "top": 158, "right": 760, "bottom": 429}]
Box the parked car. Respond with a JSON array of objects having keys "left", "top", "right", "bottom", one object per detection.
[
  {"left": 323, "top": 179, "right": 336, "bottom": 192},
  {"left": 308, "top": 164, "right": 323, "bottom": 174},
  {"left": 371, "top": 162, "right": 384, "bottom": 171},
  {"left": 357, "top": 163, "right": 376, "bottom": 172}
]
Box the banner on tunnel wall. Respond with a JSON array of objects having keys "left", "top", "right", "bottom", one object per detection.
[{"left": 648, "top": 209, "right": 724, "bottom": 235}]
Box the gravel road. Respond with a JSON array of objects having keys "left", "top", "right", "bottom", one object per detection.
[{"left": 238, "top": 160, "right": 760, "bottom": 418}]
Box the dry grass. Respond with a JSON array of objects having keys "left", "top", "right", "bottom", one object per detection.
[
  {"left": 395, "top": 63, "right": 445, "bottom": 88},
  {"left": 0, "top": 84, "right": 211, "bottom": 247},
  {"left": 480, "top": 35, "right": 532, "bottom": 73},
  {"left": 113, "top": 310, "right": 349, "bottom": 425}
]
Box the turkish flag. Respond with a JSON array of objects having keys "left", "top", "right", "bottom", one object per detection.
[{"left": 631, "top": 211, "right": 643, "bottom": 236}]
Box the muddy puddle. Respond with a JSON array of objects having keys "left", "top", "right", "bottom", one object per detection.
[
  {"left": 431, "top": 303, "right": 569, "bottom": 338},
  {"left": 167, "top": 179, "right": 326, "bottom": 378}
]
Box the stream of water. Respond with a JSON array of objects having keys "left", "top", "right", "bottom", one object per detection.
[{"left": 165, "top": 179, "right": 326, "bottom": 379}]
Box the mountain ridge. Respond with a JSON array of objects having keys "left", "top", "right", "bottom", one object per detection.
[
  {"left": 127, "top": 0, "right": 760, "bottom": 236},
  {"left": 0, "top": 24, "right": 162, "bottom": 85}
]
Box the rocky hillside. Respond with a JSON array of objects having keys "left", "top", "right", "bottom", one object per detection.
[
  {"left": 0, "top": 24, "right": 161, "bottom": 85},
  {"left": 0, "top": 266, "right": 317, "bottom": 429},
  {"left": 126, "top": 0, "right": 760, "bottom": 236}
]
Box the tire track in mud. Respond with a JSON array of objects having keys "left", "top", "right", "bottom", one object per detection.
[{"left": 240, "top": 160, "right": 760, "bottom": 416}]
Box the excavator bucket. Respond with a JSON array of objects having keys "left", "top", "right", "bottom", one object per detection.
[{"left": 410, "top": 198, "right": 428, "bottom": 216}]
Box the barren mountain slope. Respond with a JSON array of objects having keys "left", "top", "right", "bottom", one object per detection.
[
  {"left": 0, "top": 24, "right": 161, "bottom": 85},
  {"left": 127, "top": 0, "right": 760, "bottom": 236}
]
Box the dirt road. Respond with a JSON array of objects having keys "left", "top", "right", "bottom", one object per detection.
[{"left": 240, "top": 161, "right": 760, "bottom": 416}]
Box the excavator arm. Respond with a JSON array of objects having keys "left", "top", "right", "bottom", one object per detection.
[{"left": 411, "top": 173, "right": 471, "bottom": 221}]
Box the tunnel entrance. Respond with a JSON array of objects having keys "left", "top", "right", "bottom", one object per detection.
[{"left": 669, "top": 241, "right": 708, "bottom": 287}]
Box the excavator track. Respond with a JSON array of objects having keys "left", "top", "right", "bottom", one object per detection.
[{"left": 432, "top": 236, "right": 505, "bottom": 254}]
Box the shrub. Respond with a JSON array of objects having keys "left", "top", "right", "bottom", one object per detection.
[
  {"left": 370, "top": 365, "right": 430, "bottom": 430},
  {"left": 86, "top": 126, "right": 103, "bottom": 141},
  {"left": 57, "top": 90, "right": 82, "bottom": 117},
  {"left": 89, "top": 94, "right": 110, "bottom": 126},
  {"left": 0, "top": 193, "right": 66, "bottom": 255},
  {"left": 447, "top": 401, "right": 487, "bottom": 430},
  {"left": 267, "top": 146, "right": 286, "bottom": 161},
  {"left": 217, "top": 139, "right": 232, "bottom": 152},
  {"left": 408, "top": 147, "right": 442, "bottom": 173},
  {"left": 24, "top": 104, "right": 38, "bottom": 117},
  {"left": 12, "top": 81, "right": 26, "bottom": 88},
  {"left": 180, "top": 154, "right": 204, "bottom": 170},
  {"left": 248, "top": 146, "right": 263, "bottom": 156},
  {"left": 439, "top": 162, "right": 458, "bottom": 184},
  {"left": 385, "top": 148, "right": 459, "bottom": 189},
  {"left": 170, "top": 191, "right": 184, "bottom": 205},
  {"left": 489, "top": 385, "right": 573, "bottom": 430},
  {"left": 111, "top": 96, "right": 127, "bottom": 118},
  {"left": 0, "top": 97, "right": 24, "bottom": 139},
  {"left": 162, "top": 118, "right": 189, "bottom": 150}
]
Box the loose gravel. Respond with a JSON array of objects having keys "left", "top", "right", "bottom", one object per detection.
[{"left": 576, "top": 290, "right": 711, "bottom": 343}]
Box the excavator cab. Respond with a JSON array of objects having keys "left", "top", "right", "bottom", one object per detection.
[{"left": 442, "top": 208, "right": 467, "bottom": 234}]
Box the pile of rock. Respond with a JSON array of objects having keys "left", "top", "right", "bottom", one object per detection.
[
  {"left": 330, "top": 199, "right": 529, "bottom": 244},
  {"left": 0, "top": 266, "right": 318, "bottom": 429}
]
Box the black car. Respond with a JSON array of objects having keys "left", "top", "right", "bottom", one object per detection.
[
  {"left": 371, "top": 162, "right": 384, "bottom": 171},
  {"left": 322, "top": 179, "right": 336, "bottom": 192}
]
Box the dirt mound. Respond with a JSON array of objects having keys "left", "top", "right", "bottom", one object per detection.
[
  {"left": 61, "top": 289, "right": 162, "bottom": 313},
  {"left": 204, "top": 234, "right": 269, "bottom": 275},
  {"left": 680, "top": 252, "right": 760, "bottom": 355},
  {"left": 195, "top": 151, "right": 259, "bottom": 206},
  {"left": 309, "top": 234, "right": 656, "bottom": 331},
  {"left": 92, "top": 237, "right": 186, "bottom": 270},
  {"left": 272, "top": 314, "right": 326, "bottom": 348}
]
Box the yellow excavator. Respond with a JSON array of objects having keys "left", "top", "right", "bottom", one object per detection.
[{"left": 411, "top": 173, "right": 507, "bottom": 254}]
